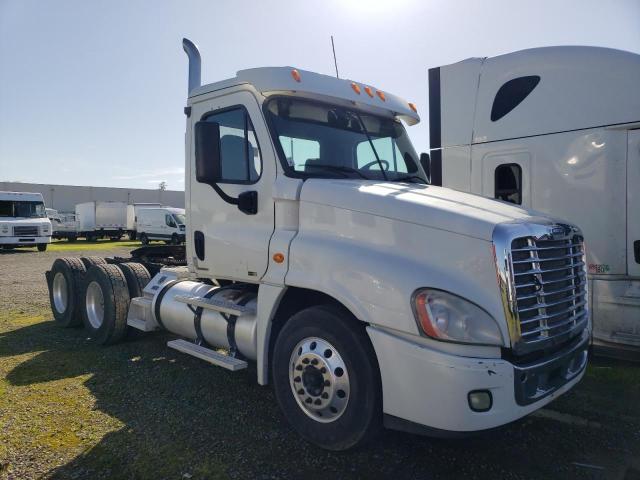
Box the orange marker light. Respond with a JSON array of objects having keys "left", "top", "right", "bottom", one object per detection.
[
  {"left": 364, "top": 86, "right": 374, "bottom": 98},
  {"left": 351, "top": 82, "right": 361, "bottom": 95},
  {"left": 408, "top": 102, "right": 418, "bottom": 113},
  {"left": 376, "top": 90, "right": 386, "bottom": 101},
  {"left": 273, "top": 253, "right": 285, "bottom": 264},
  {"left": 291, "top": 69, "right": 301, "bottom": 82}
]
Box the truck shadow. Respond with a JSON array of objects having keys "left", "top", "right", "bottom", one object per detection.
[{"left": 2, "top": 320, "right": 638, "bottom": 480}]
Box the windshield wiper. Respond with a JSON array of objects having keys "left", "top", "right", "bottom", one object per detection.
[
  {"left": 353, "top": 112, "right": 389, "bottom": 181},
  {"left": 303, "top": 164, "right": 370, "bottom": 179},
  {"left": 394, "top": 175, "right": 428, "bottom": 185}
]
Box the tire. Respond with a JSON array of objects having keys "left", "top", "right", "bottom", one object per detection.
[
  {"left": 170, "top": 234, "right": 180, "bottom": 245},
  {"left": 129, "top": 231, "right": 137, "bottom": 241},
  {"left": 48, "top": 257, "right": 87, "bottom": 327},
  {"left": 37, "top": 243, "right": 47, "bottom": 252},
  {"left": 80, "top": 256, "right": 107, "bottom": 270},
  {"left": 272, "top": 304, "right": 382, "bottom": 451},
  {"left": 81, "top": 264, "right": 131, "bottom": 345},
  {"left": 117, "top": 262, "right": 151, "bottom": 298},
  {"left": 140, "top": 233, "right": 149, "bottom": 245},
  {"left": 67, "top": 236, "right": 77, "bottom": 243}
]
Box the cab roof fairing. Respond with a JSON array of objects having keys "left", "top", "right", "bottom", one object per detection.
[{"left": 188, "top": 66, "right": 420, "bottom": 126}]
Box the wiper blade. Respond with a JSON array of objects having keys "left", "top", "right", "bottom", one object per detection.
[
  {"left": 303, "top": 164, "right": 370, "bottom": 179},
  {"left": 394, "top": 175, "right": 428, "bottom": 184}
]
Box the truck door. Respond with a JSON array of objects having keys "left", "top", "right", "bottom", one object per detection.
[
  {"left": 629, "top": 130, "right": 640, "bottom": 277},
  {"left": 479, "top": 151, "right": 531, "bottom": 207},
  {"left": 188, "top": 91, "right": 275, "bottom": 282}
]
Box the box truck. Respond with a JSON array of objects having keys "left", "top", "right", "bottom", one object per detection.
[
  {"left": 0, "top": 191, "right": 51, "bottom": 251},
  {"left": 136, "top": 207, "right": 186, "bottom": 245},
  {"left": 75, "top": 201, "right": 127, "bottom": 241},
  {"left": 46, "top": 39, "right": 590, "bottom": 450},
  {"left": 427, "top": 46, "right": 639, "bottom": 358}
]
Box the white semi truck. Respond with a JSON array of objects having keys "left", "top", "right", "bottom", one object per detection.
[
  {"left": 427, "top": 46, "right": 639, "bottom": 358},
  {"left": 46, "top": 39, "right": 590, "bottom": 450},
  {"left": 0, "top": 191, "right": 51, "bottom": 251}
]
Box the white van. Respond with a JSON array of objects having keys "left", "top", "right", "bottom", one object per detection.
[
  {"left": 0, "top": 191, "right": 52, "bottom": 251},
  {"left": 136, "top": 207, "right": 185, "bottom": 245}
]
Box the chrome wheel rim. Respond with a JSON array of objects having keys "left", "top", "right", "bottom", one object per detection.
[
  {"left": 52, "top": 272, "right": 68, "bottom": 314},
  {"left": 85, "top": 281, "right": 105, "bottom": 329},
  {"left": 289, "top": 337, "right": 350, "bottom": 423}
]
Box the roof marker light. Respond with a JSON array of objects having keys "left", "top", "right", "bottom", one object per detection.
[
  {"left": 408, "top": 102, "right": 418, "bottom": 113},
  {"left": 364, "top": 86, "right": 374, "bottom": 98},
  {"left": 376, "top": 90, "right": 386, "bottom": 101},
  {"left": 351, "top": 82, "right": 361, "bottom": 95},
  {"left": 291, "top": 69, "right": 301, "bottom": 82}
]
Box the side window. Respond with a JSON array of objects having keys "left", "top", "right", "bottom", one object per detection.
[
  {"left": 203, "top": 108, "right": 262, "bottom": 183},
  {"left": 165, "top": 214, "right": 175, "bottom": 227},
  {"left": 356, "top": 138, "right": 409, "bottom": 172},
  {"left": 495, "top": 163, "right": 522, "bottom": 205},
  {"left": 491, "top": 76, "right": 540, "bottom": 122},
  {"left": 278, "top": 136, "right": 320, "bottom": 172}
]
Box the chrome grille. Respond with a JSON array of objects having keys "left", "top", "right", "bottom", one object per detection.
[
  {"left": 510, "top": 236, "right": 588, "bottom": 346},
  {"left": 13, "top": 225, "right": 38, "bottom": 236}
]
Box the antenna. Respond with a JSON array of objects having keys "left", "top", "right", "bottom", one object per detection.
[{"left": 331, "top": 35, "right": 339, "bottom": 79}]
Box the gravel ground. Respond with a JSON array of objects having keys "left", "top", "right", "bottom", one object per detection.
[{"left": 0, "top": 244, "right": 639, "bottom": 480}]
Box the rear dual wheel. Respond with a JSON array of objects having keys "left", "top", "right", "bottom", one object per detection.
[
  {"left": 272, "top": 305, "right": 382, "bottom": 451},
  {"left": 49, "top": 257, "right": 87, "bottom": 327}
]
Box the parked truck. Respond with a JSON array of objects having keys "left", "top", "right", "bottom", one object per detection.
[
  {"left": 427, "top": 46, "right": 639, "bottom": 358},
  {"left": 0, "top": 191, "right": 51, "bottom": 251},
  {"left": 47, "top": 209, "right": 80, "bottom": 242},
  {"left": 46, "top": 39, "right": 590, "bottom": 450},
  {"left": 75, "top": 201, "right": 127, "bottom": 241}
]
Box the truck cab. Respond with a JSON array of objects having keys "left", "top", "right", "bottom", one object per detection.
[
  {"left": 0, "top": 191, "right": 51, "bottom": 251},
  {"left": 47, "top": 39, "right": 590, "bottom": 451},
  {"left": 428, "top": 46, "right": 640, "bottom": 357}
]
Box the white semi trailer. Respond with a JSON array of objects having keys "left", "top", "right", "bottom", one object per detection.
[
  {"left": 0, "top": 191, "right": 51, "bottom": 251},
  {"left": 427, "top": 46, "right": 639, "bottom": 358},
  {"left": 46, "top": 39, "right": 590, "bottom": 450}
]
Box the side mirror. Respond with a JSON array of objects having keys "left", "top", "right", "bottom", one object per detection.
[
  {"left": 420, "top": 152, "right": 431, "bottom": 183},
  {"left": 195, "top": 121, "right": 221, "bottom": 185}
]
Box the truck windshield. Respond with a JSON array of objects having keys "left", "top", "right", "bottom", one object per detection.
[
  {"left": 265, "top": 97, "right": 425, "bottom": 183},
  {"left": 0, "top": 201, "right": 46, "bottom": 218},
  {"left": 173, "top": 214, "right": 186, "bottom": 225}
]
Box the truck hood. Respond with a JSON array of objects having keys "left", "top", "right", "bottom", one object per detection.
[
  {"left": 0, "top": 218, "right": 50, "bottom": 225},
  {"left": 300, "top": 180, "right": 542, "bottom": 241}
]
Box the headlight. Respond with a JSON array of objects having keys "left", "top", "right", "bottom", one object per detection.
[{"left": 412, "top": 288, "right": 504, "bottom": 346}]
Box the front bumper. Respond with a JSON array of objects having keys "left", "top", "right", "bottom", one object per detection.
[
  {"left": 367, "top": 326, "right": 588, "bottom": 433},
  {"left": 0, "top": 236, "right": 51, "bottom": 246}
]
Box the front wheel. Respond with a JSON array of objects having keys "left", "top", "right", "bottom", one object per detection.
[
  {"left": 37, "top": 243, "right": 47, "bottom": 252},
  {"left": 139, "top": 233, "right": 149, "bottom": 245},
  {"left": 272, "top": 304, "right": 382, "bottom": 451}
]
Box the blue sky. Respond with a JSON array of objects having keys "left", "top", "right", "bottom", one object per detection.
[{"left": 1, "top": 0, "right": 638, "bottom": 190}]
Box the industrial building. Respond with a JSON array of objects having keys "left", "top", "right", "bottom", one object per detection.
[{"left": 0, "top": 182, "right": 184, "bottom": 213}]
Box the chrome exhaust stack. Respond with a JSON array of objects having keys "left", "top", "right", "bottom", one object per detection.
[{"left": 182, "top": 38, "right": 201, "bottom": 95}]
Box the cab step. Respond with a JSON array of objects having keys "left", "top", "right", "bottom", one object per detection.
[
  {"left": 174, "top": 294, "right": 256, "bottom": 317},
  {"left": 167, "top": 339, "right": 248, "bottom": 371}
]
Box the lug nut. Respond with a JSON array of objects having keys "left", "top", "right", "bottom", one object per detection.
[
  {"left": 324, "top": 380, "right": 330, "bottom": 387},
  {"left": 314, "top": 399, "right": 322, "bottom": 405},
  {"left": 294, "top": 376, "right": 301, "bottom": 383},
  {"left": 297, "top": 389, "right": 305, "bottom": 395},
  {"left": 321, "top": 392, "right": 329, "bottom": 399},
  {"left": 295, "top": 365, "right": 303, "bottom": 371},
  {"left": 311, "top": 358, "right": 319, "bottom": 365},
  {"left": 305, "top": 397, "right": 312, "bottom": 404},
  {"left": 320, "top": 367, "right": 327, "bottom": 374},
  {"left": 302, "top": 358, "right": 310, "bottom": 365}
]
